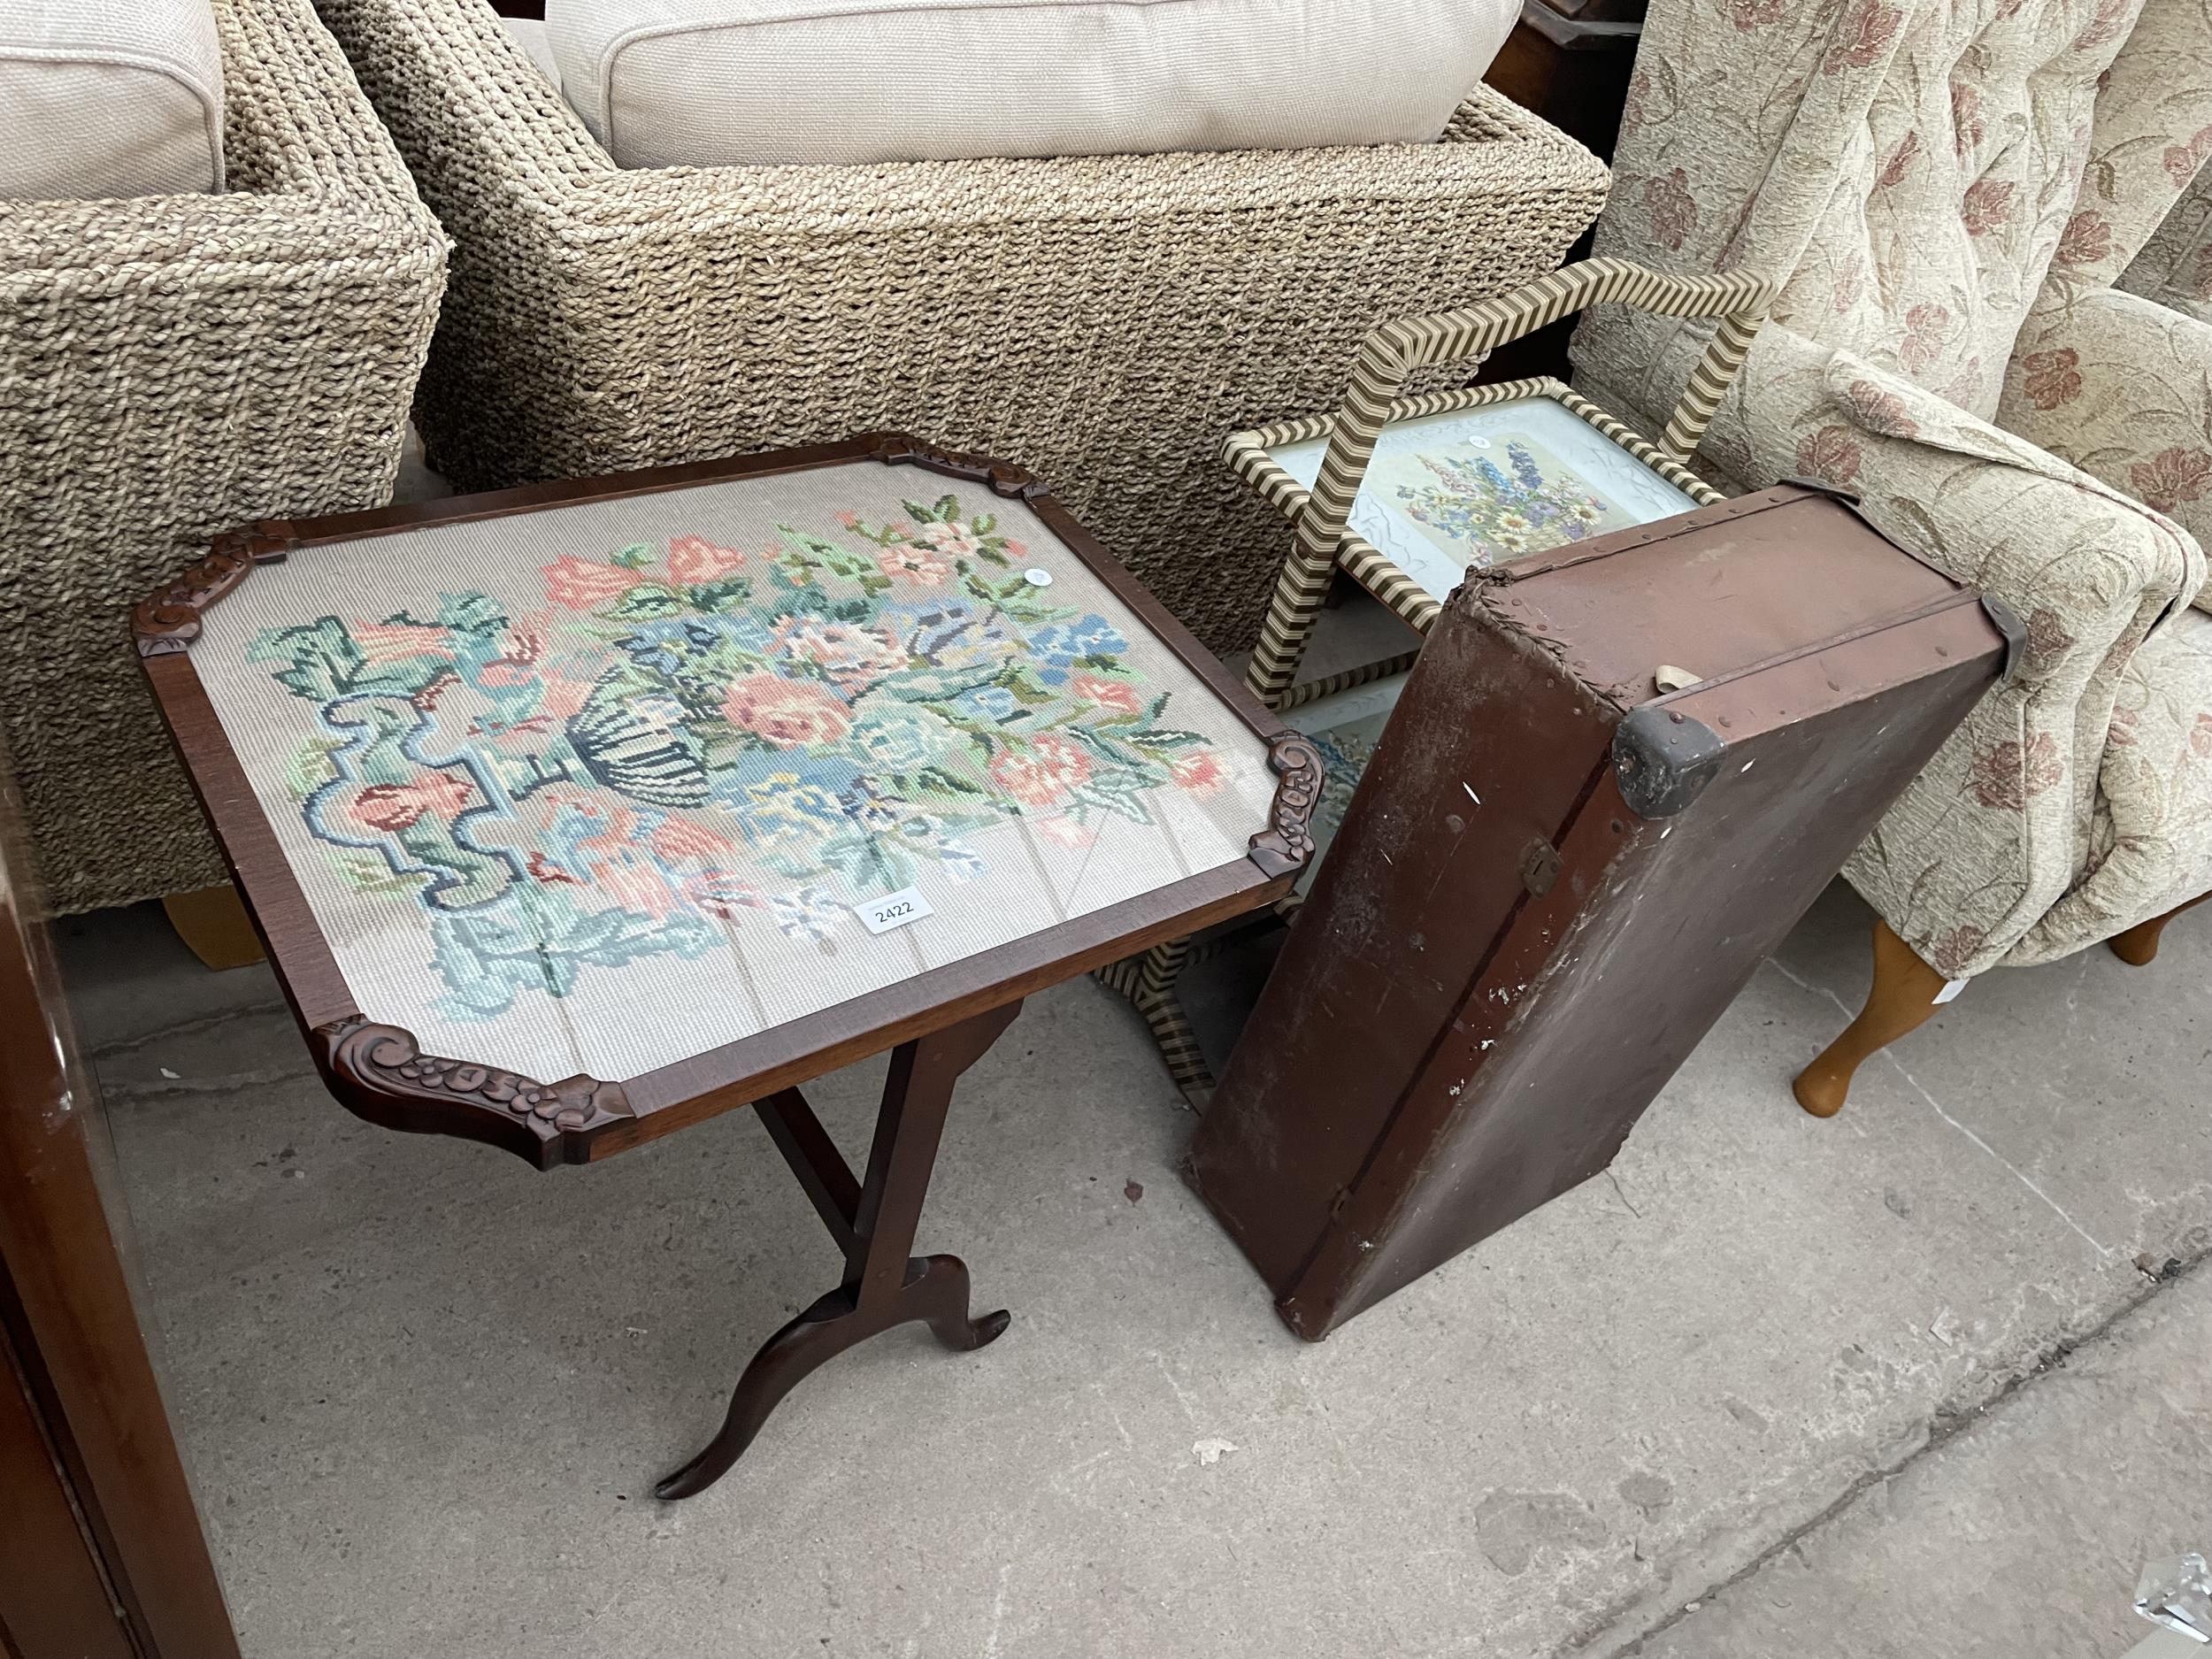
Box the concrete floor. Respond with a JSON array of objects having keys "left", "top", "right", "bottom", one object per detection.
[{"left": 54, "top": 878, "right": 2212, "bottom": 1659}]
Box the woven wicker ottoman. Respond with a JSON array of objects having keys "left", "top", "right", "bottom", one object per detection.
[
  {"left": 311, "top": 0, "right": 1609, "bottom": 658},
  {"left": 1, "top": 0, "right": 448, "bottom": 915}
]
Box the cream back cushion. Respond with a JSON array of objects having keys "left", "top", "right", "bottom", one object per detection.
[
  {"left": 0, "top": 0, "right": 225, "bottom": 200},
  {"left": 545, "top": 0, "right": 1518, "bottom": 169}
]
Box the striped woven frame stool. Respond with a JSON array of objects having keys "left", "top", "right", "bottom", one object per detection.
[{"left": 1103, "top": 258, "right": 1777, "bottom": 1102}]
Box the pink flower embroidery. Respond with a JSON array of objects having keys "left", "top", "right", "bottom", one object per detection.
[
  {"left": 1619, "top": 67, "right": 1654, "bottom": 139},
  {"left": 1939, "top": 358, "right": 1987, "bottom": 410},
  {"left": 1643, "top": 169, "right": 1700, "bottom": 251},
  {"left": 1841, "top": 379, "right": 1919, "bottom": 438},
  {"left": 1968, "top": 732, "right": 2062, "bottom": 810},
  {"left": 1822, "top": 0, "right": 1903, "bottom": 72},
  {"left": 478, "top": 621, "right": 545, "bottom": 687},
  {"left": 1070, "top": 674, "right": 1144, "bottom": 714},
  {"left": 649, "top": 816, "right": 740, "bottom": 864},
  {"left": 1170, "top": 751, "right": 1225, "bottom": 793},
  {"left": 2024, "top": 607, "right": 2077, "bottom": 672},
  {"left": 876, "top": 543, "right": 953, "bottom": 587},
  {"left": 1927, "top": 924, "right": 1986, "bottom": 978},
  {"left": 1728, "top": 0, "right": 1782, "bottom": 27},
  {"left": 588, "top": 852, "right": 686, "bottom": 922},
  {"left": 529, "top": 663, "right": 596, "bottom": 724},
  {"left": 2055, "top": 211, "right": 2110, "bottom": 266},
  {"left": 918, "top": 522, "right": 986, "bottom": 560},
  {"left": 348, "top": 772, "right": 476, "bottom": 833},
  {"left": 1875, "top": 131, "right": 1921, "bottom": 191},
  {"left": 2193, "top": 714, "right": 2212, "bottom": 760},
  {"left": 721, "top": 673, "right": 854, "bottom": 749},
  {"left": 1951, "top": 83, "right": 1985, "bottom": 155},
  {"left": 2108, "top": 707, "right": 2139, "bottom": 749},
  {"left": 1961, "top": 179, "right": 2016, "bottom": 237},
  {"left": 2018, "top": 348, "right": 2082, "bottom": 411},
  {"left": 1900, "top": 303, "right": 1953, "bottom": 374},
  {"left": 352, "top": 623, "right": 453, "bottom": 666},
  {"left": 2163, "top": 127, "right": 2212, "bottom": 189},
  {"left": 544, "top": 555, "right": 642, "bottom": 611},
  {"left": 772, "top": 617, "right": 906, "bottom": 690},
  {"left": 2071, "top": 0, "right": 2132, "bottom": 49},
  {"left": 2129, "top": 447, "right": 2212, "bottom": 513},
  {"left": 1796, "top": 425, "right": 1863, "bottom": 485},
  {"left": 526, "top": 851, "right": 583, "bottom": 887},
  {"left": 990, "top": 735, "right": 1094, "bottom": 807},
  {"left": 666, "top": 535, "right": 747, "bottom": 585}
]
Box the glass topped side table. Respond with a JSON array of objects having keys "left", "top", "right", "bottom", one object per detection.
[{"left": 134, "top": 434, "right": 1320, "bottom": 1495}]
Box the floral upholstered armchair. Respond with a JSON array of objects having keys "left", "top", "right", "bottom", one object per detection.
[{"left": 1571, "top": 0, "right": 2212, "bottom": 1112}]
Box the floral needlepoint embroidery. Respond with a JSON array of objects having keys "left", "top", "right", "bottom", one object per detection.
[
  {"left": 1382, "top": 439, "right": 1624, "bottom": 564},
  {"left": 246, "top": 493, "right": 1225, "bottom": 1020}
]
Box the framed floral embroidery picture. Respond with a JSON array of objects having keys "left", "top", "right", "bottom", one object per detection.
[{"left": 1263, "top": 395, "right": 1701, "bottom": 603}]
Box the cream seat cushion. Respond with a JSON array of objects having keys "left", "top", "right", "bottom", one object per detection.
[
  {"left": 544, "top": 0, "right": 1519, "bottom": 169},
  {"left": 499, "top": 12, "right": 563, "bottom": 90},
  {"left": 0, "top": 0, "right": 225, "bottom": 200}
]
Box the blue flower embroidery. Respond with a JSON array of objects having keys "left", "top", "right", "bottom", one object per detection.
[
  {"left": 733, "top": 774, "right": 849, "bottom": 847},
  {"left": 1026, "top": 615, "right": 1127, "bottom": 685}
]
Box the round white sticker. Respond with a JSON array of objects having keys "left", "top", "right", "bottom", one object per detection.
[{"left": 1023, "top": 567, "right": 1053, "bottom": 587}]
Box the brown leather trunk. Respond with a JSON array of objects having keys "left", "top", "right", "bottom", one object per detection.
[{"left": 1186, "top": 484, "right": 2017, "bottom": 1340}]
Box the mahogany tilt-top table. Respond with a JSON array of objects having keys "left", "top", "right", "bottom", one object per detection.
[{"left": 135, "top": 434, "right": 1319, "bottom": 1496}]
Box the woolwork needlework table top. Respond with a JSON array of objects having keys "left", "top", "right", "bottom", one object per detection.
[{"left": 173, "top": 456, "right": 1279, "bottom": 1090}]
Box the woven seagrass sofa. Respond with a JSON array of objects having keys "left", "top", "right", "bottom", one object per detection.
[
  {"left": 310, "top": 0, "right": 1610, "bottom": 657},
  {"left": 2, "top": 0, "right": 447, "bottom": 916}
]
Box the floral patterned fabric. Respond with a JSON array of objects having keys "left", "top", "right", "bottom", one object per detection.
[
  {"left": 2000, "top": 289, "right": 2212, "bottom": 603},
  {"left": 2123, "top": 165, "right": 2212, "bottom": 326},
  {"left": 190, "top": 462, "right": 1279, "bottom": 1083},
  {"left": 2023, "top": 606, "right": 2212, "bottom": 960},
  {"left": 1573, "top": 0, "right": 2212, "bottom": 973}
]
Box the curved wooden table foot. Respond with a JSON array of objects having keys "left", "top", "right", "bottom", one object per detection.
[
  {"left": 910, "top": 1253, "right": 1010, "bottom": 1351},
  {"left": 657, "top": 1002, "right": 1023, "bottom": 1499},
  {"left": 655, "top": 1256, "right": 1009, "bottom": 1500}
]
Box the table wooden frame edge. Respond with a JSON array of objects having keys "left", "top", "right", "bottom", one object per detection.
[{"left": 134, "top": 432, "right": 1317, "bottom": 1171}]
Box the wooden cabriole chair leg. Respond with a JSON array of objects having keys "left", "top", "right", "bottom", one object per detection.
[
  {"left": 1792, "top": 918, "right": 1951, "bottom": 1119},
  {"left": 2109, "top": 891, "right": 2211, "bottom": 966},
  {"left": 160, "top": 885, "right": 266, "bottom": 971}
]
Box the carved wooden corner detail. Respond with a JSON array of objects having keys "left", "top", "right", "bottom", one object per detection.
[
  {"left": 313, "top": 1018, "right": 633, "bottom": 1170},
  {"left": 1248, "top": 732, "right": 1325, "bottom": 879},
  {"left": 861, "top": 432, "right": 1048, "bottom": 501},
  {"left": 133, "top": 523, "right": 294, "bottom": 657}
]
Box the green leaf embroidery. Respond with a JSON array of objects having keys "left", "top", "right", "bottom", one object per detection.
[{"left": 610, "top": 584, "right": 686, "bottom": 620}]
